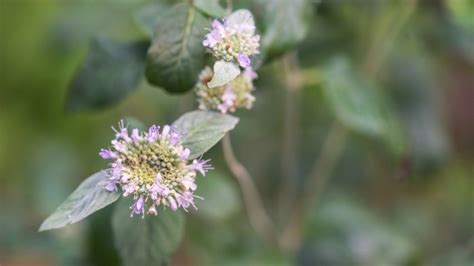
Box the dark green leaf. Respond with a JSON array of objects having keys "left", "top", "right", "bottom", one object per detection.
[
  {"left": 112, "top": 199, "right": 184, "bottom": 266},
  {"left": 194, "top": 0, "right": 227, "bottom": 18},
  {"left": 145, "top": 3, "right": 208, "bottom": 93},
  {"left": 66, "top": 38, "right": 148, "bottom": 112},
  {"left": 39, "top": 171, "right": 120, "bottom": 231},
  {"left": 134, "top": 1, "right": 170, "bottom": 38},
  {"left": 172, "top": 111, "right": 239, "bottom": 159},
  {"left": 322, "top": 58, "right": 406, "bottom": 156},
  {"left": 261, "top": 0, "right": 311, "bottom": 58}
]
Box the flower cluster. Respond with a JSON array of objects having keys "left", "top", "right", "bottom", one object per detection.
[
  {"left": 203, "top": 14, "right": 260, "bottom": 68},
  {"left": 100, "top": 121, "right": 211, "bottom": 217},
  {"left": 195, "top": 66, "right": 257, "bottom": 113}
]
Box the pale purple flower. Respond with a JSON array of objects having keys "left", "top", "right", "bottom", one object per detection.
[
  {"left": 100, "top": 122, "right": 212, "bottom": 217},
  {"left": 180, "top": 148, "right": 191, "bottom": 160},
  {"left": 177, "top": 192, "right": 197, "bottom": 211},
  {"left": 161, "top": 125, "right": 170, "bottom": 138},
  {"left": 169, "top": 128, "right": 181, "bottom": 145},
  {"left": 111, "top": 140, "right": 126, "bottom": 153},
  {"left": 243, "top": 66, "right": 258, "bottom": 80},
  {"left": 237, "top": 54, "right": 251, "bottom": 68},
  {"left": 99, "top": 149, "right": 116, "bottom": 159},
  {"left": 131, "top": 128, "right": 141, "bottom": 143},
  {"left": 147, "top": 204, "right": 158, "bottom": 215},
  {"left": 203, "top": 11, "right": 260, "bottom": 66},
  {"left": 104, "top": 179, "right": 118, "bottom": 192},
  {"left": 148, "top": 125, "right": 160, "bottom": 142},
  {"left": 188, "top": 159, "right": 213, "bottom": 176},
  {"left": 168, "top": 197, "right": 178, "bottom": 211},
  {"left": 130, "top": 196, "right": 145, "bottom": 217}
]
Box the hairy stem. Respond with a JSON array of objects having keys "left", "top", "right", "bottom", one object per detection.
[
  {"left": 278, "top": 52, "right": 302, "bottom": 225},
  {"left": 280, "top": 122, "right": 347, "bottom": 253},
  {"left": 222, "top": 134, "right": 278, "bottom": 246}
]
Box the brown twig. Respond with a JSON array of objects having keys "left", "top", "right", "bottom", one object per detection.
[
  {"left": 279, "top": 122, "right": 348, "bottom": 253},
  {"left": 222, "top": 134, "right": 278, "bottom": 246},
  {"left": 278, "top": 52, "right": 302, "bottom": 224}
]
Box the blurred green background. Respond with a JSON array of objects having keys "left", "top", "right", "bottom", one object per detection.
[{"left": 0, "top": 0, "right": 473, "bottom": 265}]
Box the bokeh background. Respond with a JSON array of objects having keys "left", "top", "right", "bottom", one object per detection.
[{"left": 1, "top": 0, "right": 473, "bottom": 265}]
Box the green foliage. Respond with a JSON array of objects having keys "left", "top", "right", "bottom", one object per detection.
[
  {"left": 112, "top": 199, "right": 184, "bottom": 266},
  {"left": 261, "top": 0, "right": 311, "bottom": 59},
  {"left": 39, "top": 171, "right": 120, "bottom": 231},
  {"left": 145, "top": 3, "right": 208, "bottom": 93},
  {"left": 196, "top": 171, "right": 240, "bottom": 221},
  {"left": 193, "top": 0, "right": 227, "bottom": 18},
  {"left": 173, "top": 111, "right": 239, "bottom": 159},
  {"left": 207, "top": 61, "right": 241, "bottom": 88},
  {"left": 66, "top": 38, "right": 148, "bottom": 111},
  {"left": 322, "top": 58, "right": 406, "bottom": 156}
]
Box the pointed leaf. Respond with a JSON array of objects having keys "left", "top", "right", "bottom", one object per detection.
[
  {"left": 66, "top": 38, "right": 148, "bottom": 111},
  {"left": 145, "top": 3, "right": 208, "bottom": 93},
  {"left": 172, "top": 111, "right": 239, "bottom": 159},
  {"left": 262, "top": 0, "right": 310, "bottom": 58},
  {"left": 194, "top": 0, "right": 227, "bottom": 18},
  {"left": 322, "top": 57, "right": 407, "bottom": 156},
  {"left": 39, "top": 171, "right": 119, "bottom": 231},
  {"left": 112, "top": 199, "right": 185, "bottom": 266},
  {"left": 207, "top": 61, "right": 241, "bottom": 88}
]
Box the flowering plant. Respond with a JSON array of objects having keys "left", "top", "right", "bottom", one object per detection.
[{"left": 37, "top": 0, "right": 413, "bottom": 265}]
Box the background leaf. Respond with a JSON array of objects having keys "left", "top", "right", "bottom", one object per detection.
[
  {"left": 65, "top": 38, "right": 148, "bottom": 112},
  {"left": 39, "top": 171, "right": 120, "bottom": 231},
  {"left": 193, "top": 0, "right": 227, "bottom": 18},
  {"left": 196, "top": 171, "right": 240, "bottom": 221},
  {"left": 172, "top": 111, "right": 239, "bottom": 159},
  {"left": 145, "top": 3, "right": 207, "bottom": 93},
  {"left": 207, "top": 61, "right": 240, "bottom": 88},
  {"left": 133, "top": 1, "right": 170, "bottom": 38},
  {"left": 322, "top": 57, "right": 407, "bottom": 156},
  {"left": 261, "top": 0, "right": 311, "bottom": 59},
  {"left": 112, "top": 199, "right": 185, "bottom": 266}
]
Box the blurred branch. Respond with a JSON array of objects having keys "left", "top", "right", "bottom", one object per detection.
[
  {"left": 226, "top": 0, "right": 233, "bottom": 14},
  {"left": 222, "top": 134, "right": 278, "bottom": 246},
  {"left": 280, "top": 122, "right": 348, "bottom": 253},
  {"left": 363, "top": 0, "right": 418, "bottom": 77},
  {"left": 278, "top": 52, "right": 302, "bottom": 225}
]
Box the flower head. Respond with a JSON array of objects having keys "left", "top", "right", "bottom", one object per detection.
[
  {"left": 203, "top": 11, "right": 260, "bottom": 68},
  {"left": 194, "top": 66, "right": 257, "bottom": 113},
  {"left": 100, "top": 121, "right": 211, "bottom": 217}
]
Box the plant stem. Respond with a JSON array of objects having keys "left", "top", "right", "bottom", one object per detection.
[
  {"left": 222, "top": 134, "right": 278, "bottom": 246},
  {"left": 278, "top": 52, "right": 302, "bottom": 225},
  {"left": 279, "top": 122, "right": 347, "bottom": 253}
]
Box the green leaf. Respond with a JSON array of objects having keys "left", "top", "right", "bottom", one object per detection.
[
  {"left": 145, "top": 3, "right": 208, "bottom": 93},
  {"left": 133, "top": 1, "right": 170, "bottom": 38},
  {"left": 261, "top": 0, "right": 310, "bottom": 58},
  {"left": 322, "top": 57, "right": 406, "bottom": 156},
  {"left": 66, "top": 38, "right": 148, "bottom": 112},
  {"left": 39, "top": 171, "right": 120, "bottom": 231},
  {"left": 172, "top": 111, "right": 239, "bottom": 159},
  {"left": 196, "top": 171, "right": 240, "bottom": 221},
  {"left": 124, "top": 117, "right": 147, "bottom": 131},
  {"left": 207, "top": 61, "right": 240, "bottom": 88},
  {"left": 193, "top": 0, "right": 227, "bottom": 18},
  {"left": 112, "top": 199, "right": 185, "bottom": 266}
]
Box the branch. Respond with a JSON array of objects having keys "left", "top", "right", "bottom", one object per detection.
[
  {"left": 222, "top": 134, "right": 278, "bottom": 245},
  {"left": 278, "top": 52, "right": 302, "bottom": 224},
  {"left": 280, "top": 122, "right": 347, "bottom": 252}
]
